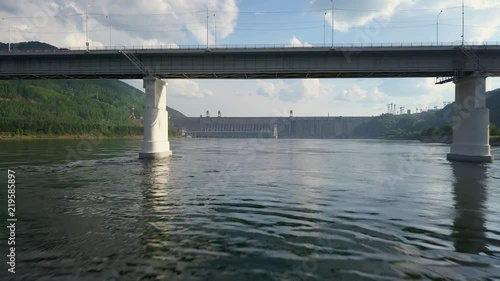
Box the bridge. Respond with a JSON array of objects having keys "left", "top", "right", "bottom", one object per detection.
[
  {"left": 1, "top": 44, "right": 498, "bottom": 162},
  {"left": 2, "top": 44, "right": 500, "bottom": 79}
]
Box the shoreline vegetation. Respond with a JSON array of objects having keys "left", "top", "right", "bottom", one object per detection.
[
  {"left": 0, "top": 76, "right": 185, "bottom": 141},
  {"left": 0, "top": 130, "right": 180, "bottom": 140},
  {"left": 418, "top": 123, "right": 500, "bottom": 146},
  {"left": 1, "top": 132, "right": 497, "bottom": 144},
  {"left": 0, "top": 133, "right": 143, "bottom": 140},
  {"left": 419, "top": 135, "right": 500, "bottom": 146}
]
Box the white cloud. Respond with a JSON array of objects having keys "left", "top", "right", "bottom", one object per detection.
[
  {"left": 419, "top": 0, "right": 500, "bottom": 43},
  {"left": 487, "top": 78, "right": 500, "bottom": 92},
  {"left": 416, "top": 77, "right": 454, "bottom": 95},
  {"left": 420, "top": 0, "right": 500, "bottom": 11},
  {"left": 313, "top": 0, "right": 500, "bottom": 44},
  {"left": 288, "top": 36, "right": 313, "bottom": 47},
  {"left": 256, "top": 80, "right": 279, "bottom": 98},
  {"left": 168, "top": 80, "right": 214, "bottom": 98},
  {"left": 255, "top": 79, "right": 327, "bottom": 102},
  {"left": 386, "top": 78, "right": 454, "bottom": 111},
  {"left": 303, "top": 79, "right": 322, "bottom": 99},
  {"left": 338, "top": 85, "right": 388, "bottom": 102},
  {"left": 341, "top": 85, "right": 367, "bottom": 102},
  {"left": 313, "top": 0, "right": 414, "bottom": 32},
  {"left": 0, "top": 0, "right": 239, "bottom": 48}
]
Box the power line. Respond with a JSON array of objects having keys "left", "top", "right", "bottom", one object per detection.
[
  {"left": 1, "top": 17, "right": 471, "bottom": 33},
  {"left": 0, "top": 13, "right": 82, "bottom": 20},
  {"left": 215, "top": 5, "right": 468, "bottom": 14},
  {"left": 0, "top": 17, "right": 470, "bottom": 32},
  {"left": 0, "top": 5, "right": 479, "bottom": 20},
  {"left": 1, "top": 23, "right": 454, "bottom": 34}
]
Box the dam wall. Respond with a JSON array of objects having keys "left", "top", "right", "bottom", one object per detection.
[{"left": 171, "top": 117, "right": 371, "bottom": 139}]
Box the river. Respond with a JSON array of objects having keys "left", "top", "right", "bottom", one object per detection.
[{"left": 0, "top": 138, "right": 499, "bottom": 280}]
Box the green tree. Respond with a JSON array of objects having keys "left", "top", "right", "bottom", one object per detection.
[
  {"left": 0, "top": 79, "right": 185, "bottom": 137},
  {"left": 491, "top": 123, "right": 500, "bottom": 136}
]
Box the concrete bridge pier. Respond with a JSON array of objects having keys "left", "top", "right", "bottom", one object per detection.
[
  {"left": 139, "top": 77, "right": 172, "bottom": 159},
  {"left": 447, "top": 74, "right": 493, "bottom": 163}
]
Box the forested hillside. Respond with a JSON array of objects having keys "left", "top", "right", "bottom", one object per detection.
[
  {"left": 486, "top": 88, "right": 500, "bottom": 126},
  {"left": 0, "top": 41, "right": 58, "bottom": 51},
  {"left": 353, "top": 111, "right": 446, "bottom": 139},
  {"left": 0, "top": 41, "right": 185, "bottom": 137},
  {"left": 0, "top": 79, "right": 185, "bottom": 136},
  {"left": 354, "top": 88, "right": 500, "bottom": 139}
]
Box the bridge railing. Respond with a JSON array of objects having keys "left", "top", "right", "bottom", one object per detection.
[{"left": 1, "top": 41, "right": 500, "bottom": 53}]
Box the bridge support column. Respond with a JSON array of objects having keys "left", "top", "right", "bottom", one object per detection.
[
  {"left": 139, "top": 77, "right": 172, "bottom": 159},
  {"left": 447, "top": 75, "right": 493, "bottom": 163}
]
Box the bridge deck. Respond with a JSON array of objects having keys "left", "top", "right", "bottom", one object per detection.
[{"left": 1, "top": 45, "right": 500, "bottom": 80}]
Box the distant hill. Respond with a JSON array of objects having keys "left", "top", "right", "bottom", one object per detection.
[
  {"left": 353, "top": 88, "right": 500, "bottom": 139},
  {"left": 0, "top": 79, "right": 185, "bottom": 136},
  {"left": 437, "top": 88, "right": 500, "bottom": 126},
  {"left": 0, "top": 42, "right": 185, "bottom": 136},
  {"left": 353, "top": 112, "right": 443, "bottom": 139},
  {"left": 0, "top": 41, "right": 59, "bottom": 52},
  {"left": 486, "top": 88, "right": 500, "bottom": 126}
]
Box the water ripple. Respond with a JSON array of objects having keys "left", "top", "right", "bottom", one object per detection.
[{"left": 2, "top": 139, "right": 500, "bottom": 280}]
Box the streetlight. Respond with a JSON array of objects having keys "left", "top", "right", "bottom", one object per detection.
[
  {"left": 436, "top": 10, "right": 443, "bottom": 45},
  {"left": 462, "top": 0, "right": 465, "bottom": 46},
  {"left": 2, "top": 17, "right": 11, "bottom": 52},
  {"left": 105, "top": 15, "right": 111, "bottom": 47},
  {"left": 331, "top": 0, "right": 334, "bottom": 47},
  {"left": 323, "top": 12, "right": 327, "bottom": 46},
  {"left": 206, "top": 1, "right": 209, "bottom": 48},
  {"left": 86, "top": 4, "right": 91, "bottom": 51},
  {"left": 213, "top": 13, "right": 217, "bottom": 47}
]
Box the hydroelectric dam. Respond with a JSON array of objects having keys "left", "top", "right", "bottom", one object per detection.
[{"left": 171, "top": 116, "right": 371, "bottom": 139}]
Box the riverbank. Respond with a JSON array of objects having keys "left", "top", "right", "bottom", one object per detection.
[
  {"left": 0, "top": 131, "right": 182, "bottom": 140},
  {"left": 420, "top": 135, "right": 500, "bottom": 146},
  {"left": 492, "top": 136, "right": 500, "bottom": 146},
  {"left": 0, "top": 133, "right": 143, "bottom": 140}
]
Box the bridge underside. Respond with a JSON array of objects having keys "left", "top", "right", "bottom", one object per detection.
[{"left": 0, "top": 71, "right": 483, "bottom": 80}]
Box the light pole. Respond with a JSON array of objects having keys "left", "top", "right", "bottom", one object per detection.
[
  {"left": 436, "top": 10, "right": 443, "bottom": 45},
  {"left": 323, "top": 12, "right": 326, "bottom": 47},
  {"left": 206, "top": 1, "right": 209, "bottom": 48},
  {"left": 331, "top": 0, "right": 334, "bottom": 47},
  {"left": 462, "top": 0, "right": 465, "bottom": 46},
  {"left": 86, "top": 4, "right": 91, "bottom": 51},
  {"left": 2, "top": 17, "right": 11, "bottom": 52},
  {"left": 213, "top": 13, "right": 217, "bottom": 46},
  {"left": 105, "top": 15, "right": 111, "bottom": 47}
]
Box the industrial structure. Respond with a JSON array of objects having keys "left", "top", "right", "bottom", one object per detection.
[{"left": 171, "top": 116, "right": 370, "bottom": 139}]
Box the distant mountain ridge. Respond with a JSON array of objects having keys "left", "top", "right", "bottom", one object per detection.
[{"left": 0, "top": 41, "right": 59, "bottom": 51}]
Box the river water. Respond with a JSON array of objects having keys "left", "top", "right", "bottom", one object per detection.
[{"left": 0, "top": 138, "right": 499, "bottom": 280}]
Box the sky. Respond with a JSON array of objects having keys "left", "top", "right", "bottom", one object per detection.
[{"left": 1, "top": 0, "right": 500, "bottom": 117}]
